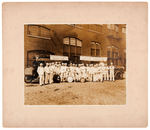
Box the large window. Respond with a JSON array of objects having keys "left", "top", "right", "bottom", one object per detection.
[
  {"left": 63, "top": 37, "right": 82, "bottom": 63},
  {"left": 90, "top": 42, "right": 101, "bottom": 57},
  {"left": 27, "top": 25, "right": 51, "bottom": 39},
  {"left": 107, "top": 46, "right": 120, "bottom": 66}
]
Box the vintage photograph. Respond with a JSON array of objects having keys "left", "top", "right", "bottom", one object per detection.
[{"left": 24, "top": 24, "right": 126, "bottom": 105}]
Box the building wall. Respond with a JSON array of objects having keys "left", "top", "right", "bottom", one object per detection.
[
  {"left": 24, "top": 24, "right": 126, "bottom": 67},
  {"left": 24, "top": 25, "right": 53, "bottom": 67}
]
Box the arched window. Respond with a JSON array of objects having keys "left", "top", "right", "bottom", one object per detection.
[{"left": 27, "top": 24, "right": 50, "bottom": 39}]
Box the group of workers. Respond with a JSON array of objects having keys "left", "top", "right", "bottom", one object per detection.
[{"left": 37, "top": 62, "right": 115, "bottom": 86}]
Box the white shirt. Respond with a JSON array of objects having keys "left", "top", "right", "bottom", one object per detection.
[
  {"left": 37, "top": 66, "right": 44, "bottom": 76},
  {"left": 61, "top": 66, "right": 67, "bottom": 73},
  {"left": 109, "top": 66, "right": 115, "bottom": 72},
  {"left": 49, "top": 65, "right": 54, "bottom": 73},
  {"left": 44, "top": 66, "right": 50, "bottom": 74}
]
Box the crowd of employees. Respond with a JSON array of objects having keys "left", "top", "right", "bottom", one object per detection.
[{"left": 37, "top": 62, "right": 115, "bottom": 86}]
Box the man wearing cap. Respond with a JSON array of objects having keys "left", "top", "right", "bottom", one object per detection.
[
  {"left": 37, "top": 63, "right": 45, "bottom": 86},
  {"left": 109, "top": 62, "right": 115, "bottom": 81}
]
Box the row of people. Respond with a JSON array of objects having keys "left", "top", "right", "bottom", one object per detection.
[{"left": 37, "top": 62, "right": 115, "bottom": 86}]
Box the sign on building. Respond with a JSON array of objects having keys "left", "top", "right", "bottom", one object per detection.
[
  {"left": 50, "top": 55, "right": 68, "bottom": 61},
  {"left": 80, "top": 56, "right": 107, "bottom": 62}
]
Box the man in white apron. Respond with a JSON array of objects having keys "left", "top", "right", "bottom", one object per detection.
[
  {"left": 44, "top": 63, "right": 50, "bottom": 84},
  {"left": 98, "top": 63, "right": 103, "bottom": 82},
  {"left": 37, "top": 63, "right": 45, "bottom": 86},
  {"left": 104, "top": 64, "right": 109, "bottom": 81},
  {"left": 49, "top": 63, "right": 54, "bottom": 84},
  {"left": 109, "top": 62, "right": 115, "bottom": 81}
]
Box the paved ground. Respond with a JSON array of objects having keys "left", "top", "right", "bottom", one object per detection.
[{"left": 24, "top": 79, "right": 126, "bottom": 105}]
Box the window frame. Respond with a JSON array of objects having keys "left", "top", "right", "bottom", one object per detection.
[
  {"left": 63, "top": 37, "right": 82, "bottom": 57},
  {"left": 90, "top": 41, "right": 101, "bottom": 57}
]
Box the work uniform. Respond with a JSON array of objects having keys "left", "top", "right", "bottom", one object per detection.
[
  {"left": 93, "top": 67, "right": 98, "bottom": 82},
  {"left": 101, "top": 66, "right": 106, "bottom": 81},
  {"left": 75, "top": 67, "right": 81, "bottom": 81},
  {"left": 60, "top": 65, "right": 66, "bottom": 82},
  {"left": 37, "top": 66, "right": 45, "bottom": 86},
  {"left": 44, "top": 65, "right": 50, "bottom": 84},
  {"left": 55, "top": 65, "right": 60, "bottom": 75},
  {"left": 109, "top": 65, "right": 115, "bottom": 81},
  {"left": 105, "top": 66, "right": 109, "bottom": 80},
  {"left": 63, "top": 65, "right": 68, "bottom": 81},
  {"left": 98, "top": 66, "right": 103, "bottom": 82},
  {"left": 89, "top": 66, "right": 94, "bottom": 82},
  {"left": 49, "top": 64, "right": 54, "bottom": 84}
]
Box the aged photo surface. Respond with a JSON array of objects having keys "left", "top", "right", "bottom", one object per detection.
[{"left": 24, "top": 24, "right": 126, "bottom": 105}]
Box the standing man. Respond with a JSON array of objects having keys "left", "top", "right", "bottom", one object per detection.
[
  {"left": 44, "top": 63, "right": 50, "bottom": 84},
  {"left": 109, "top": 62, "right": 115, "bottom": 81},
  {"left": 49, "top": 63, "right": 54, "bottom": 84},
  {"left": 106, "top": 64, "right": 110, "bottom": 81},
  {"left": 98, "top": 63, "right": 103, "bottom": 82},
  {"left": 60, "top": 63, "right": 65, "bottom": 82},
  {"left": 102, "top": 63, "right": 108, "bottom": 81},
  {"left": 37, "top": 63, "right": 45, "bottom": 86}
]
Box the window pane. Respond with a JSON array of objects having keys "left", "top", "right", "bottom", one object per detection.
[
  {"left": 70, "top": 45, "right": 75, "bottom": 54},
  {"left": 70, "top": 38, "right": 76, "bottom": 46},
  {"left": 63, "top": 44, "right": 69, "bottom": 53},
  {"left": 63, "top": 37, "right": 69, "bottom": 45},
  {"left": 76, "top": 47, "right": 81, "bottom": 56},
  {"left": 91, "top": 48, "right": 95, "bottom": 56},
  {"left": 77, "top": 39, "right": 82, "bottom": 47},
  {"left": 96, "top": 49, "right": 100, "bottom": 56}
]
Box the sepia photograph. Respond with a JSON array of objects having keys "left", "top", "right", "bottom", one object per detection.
[
  {"left": 24, "top": 24, "right": 126, "bottom": 105},
  {"left": 3, "top": 1, "right": 148, "bottom": 127}
]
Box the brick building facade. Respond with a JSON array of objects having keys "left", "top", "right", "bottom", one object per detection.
[{"left": 24, "top": 24, "right": 126, "bottom": 68}]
